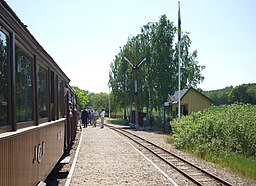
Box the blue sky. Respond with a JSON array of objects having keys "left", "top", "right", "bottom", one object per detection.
[{"left": 5, "top": 0, "right": 256, "bottom": 93}]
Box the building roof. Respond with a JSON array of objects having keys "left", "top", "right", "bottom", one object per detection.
[
  {"left": 167, "top": 87, "right": 213, "bottom": 104},
  {"left": 168, "top": 89, "right": 188, "bottom": 103}
]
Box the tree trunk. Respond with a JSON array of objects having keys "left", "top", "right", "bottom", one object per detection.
[{"left": 124, "top": 107, "right": 127, "bottom": 121}]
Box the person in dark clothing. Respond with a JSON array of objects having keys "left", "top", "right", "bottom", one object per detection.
[
  {"left": 88, "top": 109, "right": 91, "bottom": 125},
  {"left": 81, "top": 108, "right": 88, "bottom": 128}
]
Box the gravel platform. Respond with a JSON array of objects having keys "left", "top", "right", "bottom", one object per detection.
[
  {"left": 63, "top": 123, "right": 256, "bottom": 186},
  {"left": 69, "top": 125, "right": 175, "bottom": 186}
]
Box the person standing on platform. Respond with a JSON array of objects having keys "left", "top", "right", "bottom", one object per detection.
[
  {"left": 90, "top": 110, "right": 94, "bottom": 127},
  {"left": 93, "top": 109, "right": 98, "bottom": 127},
  {"left": 100, "top": 108, "right": 105, "bottom": 128},
  {"left": 81, "top": 108, "right": 88, "bottom": 128},
  {"left": 87, "top": 109, "right": 91, "bottom": 125}
]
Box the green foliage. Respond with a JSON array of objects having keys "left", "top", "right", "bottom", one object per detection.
[
  {"left": 72, "top": 86, "right": 90, "bottom": 110},
  {"left": 204, "top": 86, "right": 233, "bottom": 105},
  {"left": 72, "top": 88, "right": 117, "bottom": 117},
  {"left": 172, "top": 105, "right": 256, "bottom": 158},
  {"left": 229, "top": 83, "right": 256, "bottom": 104},
  {"left": 107, "top": 118, "right": 126, "bottom": 125},
  {"left": 89, "top": 92, "right": 109, "bottom": 112},
  {"left": 172, "top": 104, "right": 256, "bottom": 180},
  {"left": 109, "top": 15, "right": 205, "bottom": 116},
  {"left": 204, "top": 83, "right": 256, "bottom": 105}
]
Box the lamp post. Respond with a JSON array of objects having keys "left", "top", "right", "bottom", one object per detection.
[{"left": 124, "top": 56, "right": 146, "bottom": 128}]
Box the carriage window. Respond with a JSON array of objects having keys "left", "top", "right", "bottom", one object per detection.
[
  {"left": 15, "top": 46, "right": 33, "bottom": 123},
  {"left": 58, "top": 79, "right": 63, "bottom": 118},
  {"left": 37, "top": 64, "right": 48, "bottom": 119},
  {"left": 0, "top": 30, "right": 8, "bottom": 126},
  {"left": 50, "top": 71, "right": 55, "bottom": 120}
]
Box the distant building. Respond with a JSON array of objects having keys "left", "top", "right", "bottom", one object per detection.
[{"left": 166, "top": 87, "right": 213, "bottom": 118}]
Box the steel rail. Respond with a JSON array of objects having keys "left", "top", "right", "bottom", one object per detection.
[{"left": 109, "top": 126, "right": 232, "bottom": 186}]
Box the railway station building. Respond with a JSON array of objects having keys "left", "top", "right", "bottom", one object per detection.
[{"left": 166, "top": 87, "right": 213, "bottom": 117}]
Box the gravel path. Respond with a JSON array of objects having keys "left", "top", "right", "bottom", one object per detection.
[{"left": 70, "top": 125, "right": 175, "bottom": 185}]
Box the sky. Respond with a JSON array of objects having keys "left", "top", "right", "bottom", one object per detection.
[{"left": 5, "top": 0, "right": 256, "bottom": 93}]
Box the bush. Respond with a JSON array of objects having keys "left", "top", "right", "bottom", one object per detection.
[{"left": 172, "top": 104, "right": 256, "bottom": 158}]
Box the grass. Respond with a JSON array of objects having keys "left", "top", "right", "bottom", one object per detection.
[
  {"left": 107, "top": 118, "right": 128, "bottom": 125},
  {"left": 218, "top": 154, "right": 256, "bottom": 180},
  {"left": 176, "top": 141, "right": 256, "bottom": 182},
  {"left": 107, "top": 117, "right": 169, "bottom": 132},
  {"left": 193, "top": 151, "right": 256, "bottom": 181}
]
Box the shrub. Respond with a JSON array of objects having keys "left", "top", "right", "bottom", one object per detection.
[{"left": 172, "top": 104, "right": 256, "bottom": 158}]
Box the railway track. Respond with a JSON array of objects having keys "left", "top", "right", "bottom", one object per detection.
[{"left": 109, "top": 125, "right": 232, "bottom": 186}]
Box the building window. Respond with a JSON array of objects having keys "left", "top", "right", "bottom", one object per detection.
[
  {"left": 0, "top": 30, "right": 8, "bottom": 126},
  {"left": 15, "top": 46, "right": 33, "bottom": 123},
  {"left": 37, "top": 64, "right": 48, "bottom": 119}
]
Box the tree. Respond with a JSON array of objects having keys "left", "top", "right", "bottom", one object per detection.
[
  {"left": 229, "top": 83, "right": 256, "bottom": 104},
  {"left": 89, "top": 92, "right": 109, "bottom": 113},
  {"left": 247, "top": 84, "right": 256, "bottom": 104},
  {"left": 109, "top": 14, "right": 205, "bottom": 117},
  {"left": 204, "top": 84, "right": 256, "bottom": 105},
  {"left": 72, "top": 86, "right": 90, "bottom": 110},
  {"left": 204, "top": 86, "right": 233, "bottom": 105}
]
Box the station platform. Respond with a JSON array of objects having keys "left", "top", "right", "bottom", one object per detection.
[{"left": 66, "top": 123, "right": 172, "bottom": 185}]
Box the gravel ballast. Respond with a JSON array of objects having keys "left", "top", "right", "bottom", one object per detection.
[{"left": 68, "top": 123, "right": 256, "bottom": 186}]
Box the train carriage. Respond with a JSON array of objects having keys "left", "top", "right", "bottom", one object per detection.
[{"left": 0, "top": 1, "right": 78, "bottom": 185}]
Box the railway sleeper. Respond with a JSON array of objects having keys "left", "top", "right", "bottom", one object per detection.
[
  {"left": 155, "top": 153, "right": 169, "bottom": 157},
  {"left": 185, "top": 172, "right": 205, "bottom": 176},
  {"left": 169, "top": 161, "right": 186, "bottom": 167},
  {"left": 196, "top": 178, "right": 216, "bottom": 183},
  {"left": 174, "top": 162, "right": 187, "bottom": 166},
  {"left": 149, "top": 149, "right": 166, "bottom": 155},
  {"left": 163, "top": 157, "right": 178, "bottom": 161},
  {"left": 178, "top": 166, "right": 191, "bottom": 171},
  {"left": 159, "top": 155, "right": 175, "bottom": 161}
]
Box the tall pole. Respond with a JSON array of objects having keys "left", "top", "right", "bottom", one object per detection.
[
  {"left": 108, "top": 85, "right": 111, "bottom": 119},
  {"left": 133, "top": 66, "right": 139, "bottom": 128},
  {"left": 108, "top": 71, "right": 112, "bottom": 119},
  {"left": 124, "top": 56, "right": 146, "bottom": 128},
  {"left": 178, "top": 1, "right": 181, "bottom": 119},
  {"left": 178, "top": 41, "right": 181, "bottom": 119}
]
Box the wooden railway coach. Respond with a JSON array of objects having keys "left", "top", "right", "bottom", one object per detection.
[{"left": 0, "top": 1, "right": 78, "bottom": 185}]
